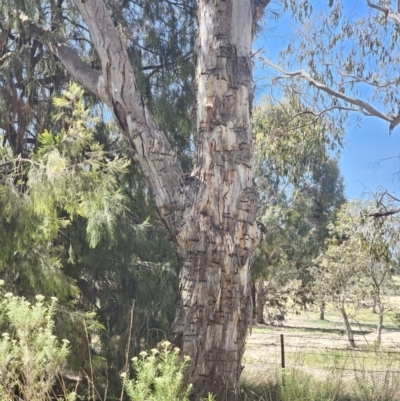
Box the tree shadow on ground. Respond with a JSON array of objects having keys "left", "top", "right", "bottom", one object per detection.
[{"left": 259, "top": 324, "right": 373, "bottom": 336}]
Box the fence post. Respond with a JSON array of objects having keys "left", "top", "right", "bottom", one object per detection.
[{"left": 280, "top": 333, "right": 285, "bottom": 389}]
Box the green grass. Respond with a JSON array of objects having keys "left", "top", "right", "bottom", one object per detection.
[
  {"left": 240, "top": 368, "right": 345, "bottom": 401},
  {"left": 241, "top": 362, "right": 400, "bottom": 401},
  {"left": 284, "top": 347, "right": 400, "bottom": 370}
]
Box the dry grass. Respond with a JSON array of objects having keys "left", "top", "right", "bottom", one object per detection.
[{"left": 241, "top": 294, "right": 400, "bottom": 401}]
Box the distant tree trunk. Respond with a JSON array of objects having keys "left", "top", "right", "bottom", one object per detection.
[
  {"left": 21, "top": 0, "right": 270, "bottom": 399},
  {"left": 256, "top": 280, "right": 266, "bottom": 324},
  {"left": 372, "top": 293, "right": 378, "bottom": 314},
  {"left": 319, "top": 300, "right": 326, "bottom": 320},
  {"left": 251, "top": 282, "right": 257, "bottom": 317},
  {"left": 375, "top": 289, "right": 385, "bottom": 344},
  {"left": 376, "top": 307, "right": 384, "bottom": 344},
  {"left": 340, "top": 302, "right": 355, "bottom": 347}
]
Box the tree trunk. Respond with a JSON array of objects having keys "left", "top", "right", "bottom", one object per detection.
[
  {"left": 319, "top": 300, "right": 325, "bottom": 320},
  {"left": 170, "top": 2, "right": 261, "bottom": 399},
  {"left": 340, "top": 303, "right": 355, "bottom": 348},
  {"left": 251, "top": 282, "right": 257, "bottom": 316},
  {"left": 20, "top": 0, "right": 269, "bottom": 399},
  {"left": 376, "top": 302, "right": 384, "bottom": 344},
  {"left": 256, "top": 280, "right": 266, "bottom": 324},
  {"left": 372, "top": 293, "right": 378, "bottom": 314}
]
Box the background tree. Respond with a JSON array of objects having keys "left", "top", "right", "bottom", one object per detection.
[
  {"left": 252, "top": 96, "right": 345, "bottom": 324},
  {"left": 311, "top": 200, "right": 400, "bottom": 346},
  {"left": 263, "top": 0, "right": 400, "bottom": 134}
]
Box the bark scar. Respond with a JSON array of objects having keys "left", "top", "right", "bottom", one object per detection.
[{"left": 205, "top": 96, "right": 214, "bottom": 132}]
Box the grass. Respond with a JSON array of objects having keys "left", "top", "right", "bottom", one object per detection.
[
  {"left": 254, "top": 299, "right": 400, "bottom": 333},
  {"left": 242, "top": 295, "right": 400, "bottom": 401},
  {"left": 240, "top": 363, "right": 400, "bottom": 401},
  {"left": 240, "top": 369, "right": 345, "bottom": 401}
]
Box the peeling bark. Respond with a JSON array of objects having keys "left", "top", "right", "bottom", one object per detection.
[
  {"left": 18, "top": 0, "right": 269, "bottom": 399},
  {"left": 170, "top": 2, "right": 261, "bottom": 399}
]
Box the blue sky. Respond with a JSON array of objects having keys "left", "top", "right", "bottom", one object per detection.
[
  {"left": 340, "top": 118, "right": 400, "bottom": 199},
  {"left": 255, "top": 1, "right": 400, "bottom": 201}
]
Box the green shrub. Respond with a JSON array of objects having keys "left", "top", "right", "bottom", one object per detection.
[
  {"left": 0, "top": 287, "right": 74, "bottom": 401},
  {"left": 122, "top": 341, "right": 215, "bottom": 401},
  {"left": 121, "top": 341, "right": 192, "bottom": 401}
]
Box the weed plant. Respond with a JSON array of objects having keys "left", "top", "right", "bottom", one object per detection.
[
  {"left": 0, "top": 289, "right": 74, "bottom": 401},
  {"left": 122, "top": 341, "right": 215, "bottom": 401},
  {"left": 0, "top": 289, "right": 214, "bottom": 401},
  {"left": 121, "top": 341, "right": 192, "bottom": 401}
]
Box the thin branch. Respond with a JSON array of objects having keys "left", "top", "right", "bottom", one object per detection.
[
  {"left": 282, "top": 106, "right": 355, "bottom": 126},
  {"left": 263, "top": 58, "right": 395, "bottom": 126},
  {"left": 338, "top": 70, "right": 400, "bottom": 89},
  {"left": 374, "top": 189, "right": 400, "bottom": 215},
  {"left": 381, "top": 191, "right": 400, "bottom": 203},
  {"left": 367, "top": 209, "right": 400, "bottom": 219},
  {"left": 17, "top": 12, "right": 101, "bottom": 98},
  {"left": 0, "top": 52, "right": 13, "bottom": 64},
  {"left": 377, "top": 189, "right": 400, "bottom": 205}
]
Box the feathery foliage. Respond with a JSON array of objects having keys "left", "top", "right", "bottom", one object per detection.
[{"left": 0, "top": 83, "right": 130, "bottom": 299}]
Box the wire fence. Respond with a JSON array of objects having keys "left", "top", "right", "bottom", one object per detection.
[{"left": 244, "top": 332, "right": 400, "bottom": 400}]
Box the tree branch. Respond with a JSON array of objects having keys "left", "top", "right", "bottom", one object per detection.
[
  {"left": 338, "top": 70, "right": 400, "bottom": 89},
  {"left": 18, "top": 1, "right": 185, "bottom": 235},
  {"left": 365, "top": 189, "right": 400, "bottom": 219},
  {"left": 367, "top": 209, "right": 400, "bottom": 219},
  {"left": 18, "top": 12, "right": 101, "bottom": 98},
  {"left": 366, "top": 0, "right": 400, "bottom": 25},
  {"left": 282, "top": 106, "right": 354, "bottom": 127},
  {"left": 264, "top": 58, "right": 395, "bottom": 126},
  {"left": 0, "top": 52, "right": 13, "bottom": 64},
  {"left": 253, "top": 0, "right": 271, "bottom": 22}
]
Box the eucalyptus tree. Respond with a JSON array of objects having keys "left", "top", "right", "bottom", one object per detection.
[
  {"left": 312, "top": 200, "right": 399, "bottom": 346},
  {"left": 252, "top": 97, "right": 345, "bottom": 324},
  {"left": 6, "top": 0, "right": 271, "bottom": 399}
]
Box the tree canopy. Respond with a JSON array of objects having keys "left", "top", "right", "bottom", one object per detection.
[{"left": 263, "top": 0, "right": 400, "bottom": 135}]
